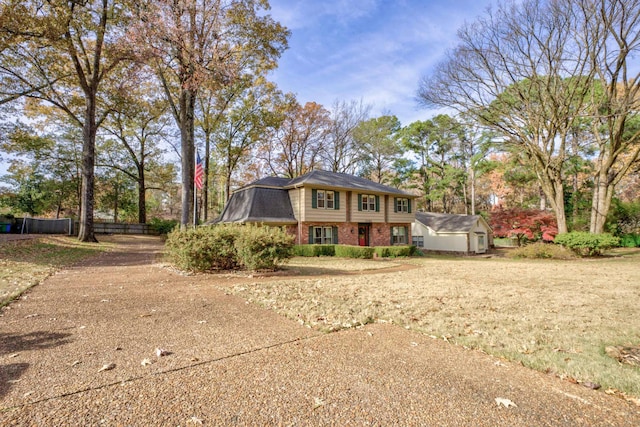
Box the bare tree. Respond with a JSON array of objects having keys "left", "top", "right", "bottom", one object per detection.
[
  {"left": 320, "top": 99, "right": 371, "bottom": 174},
  {"left": 581, "top": 0, "right": 640, "bottom": 233},
  {"left": 419, "top": 0, "right": 593, "bottom": 233},
  {"left": 261, "top": 94, "right": 330, "bottom": 178}
]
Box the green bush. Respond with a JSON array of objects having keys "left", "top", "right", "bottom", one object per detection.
[
  {"left": 554, "top": 232, "right": 620, "bottom": 256},
  {"left": 165, "top": 224, "right": 294, "bottom": 272},
  {"left": 149, "top": 218, "right": 178, "bottom": 235},
  {"left": 374, "top": 245, "right": 415, "bottom": 258},
  {"left": 507, "top": 242, "right": 575, "bottom": 260},
  {"left": 620, "top": 233, "right": 640, "bottom": 248},
  {"left": 334, "top": 245, "right": 375, "bottom": 259},
  {"left": 292, "top": 244, "right": 335, "bottom": 257},
  {"left": 234, "top": 226, "right": 295, "bottom": 271},
  {"left": 165, "top": 225, "right": 238, "bottom": 272}
]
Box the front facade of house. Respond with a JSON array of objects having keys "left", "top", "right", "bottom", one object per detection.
[{"left": 215, "top": 170, "right": 416, "bottom": 246}]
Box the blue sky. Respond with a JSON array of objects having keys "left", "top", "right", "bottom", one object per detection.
[{"left": 266, "top": 0, "right": 495, "bottom": 125}]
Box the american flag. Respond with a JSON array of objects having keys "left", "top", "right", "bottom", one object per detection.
[{"left": 194, "top": 152, "right": 204, "bottom": 190}]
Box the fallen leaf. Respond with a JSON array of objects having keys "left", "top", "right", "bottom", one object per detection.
[
  {"left": 8, "top": 353, "right": 19, "bottom": 358},
  {"left": 23, "top": 391, "right": 34, "bottom": 398},
  {"left": 187, "top": 416, "right": 203, "bottom": 425},
  {"left": 98, "top": 363, "right": 116, "bottom": 372},
  {"left": 495, "top": 397, "right": 517, "bottom": 408},
  {"left": 582, "top": 382, "right": 601, "bottom": 390},
  {"left": 71, "top": 360, "right": 82, "bottom": 367}
]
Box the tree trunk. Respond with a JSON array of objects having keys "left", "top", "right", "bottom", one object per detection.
[
  {"left": 203, "top": 132, "right": 210, "bottom": 222},
  {"left": 113, "top": 182, "right": 119, "bottom": 223},
  {"left": 179, "top": 88, "right": 196, "bottom": 228},
  {"left": 590, "top": 172, "right": 614, "bottom": 234},
  {"left": 138, "top": 172, "right": 146, "bottom": 224},
  {"left": 545, "top": 180, "right": 567, "bottom": 234},
  {"left": 78, "top": 97, "right": 98, "bottom": 242}
]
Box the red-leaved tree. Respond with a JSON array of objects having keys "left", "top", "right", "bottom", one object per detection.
[{"left": 490, "top": 208, "right": 558, "bottom": 246}]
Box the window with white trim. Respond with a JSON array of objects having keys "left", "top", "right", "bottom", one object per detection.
[
  {"left": 412, "top": 235, "right": 424, "bottom": 248},
  {"left": 392, "top": 226, "right": 407, "bottom": 245},
  {"left": 396, "top": 198, "right": 409, "bottom": 213},
  {"left": 361, "top": 194, "right": 376, "bottom": 211},
  {"left": 313, "top": 226, "right": 334, "bottom": 244},
  {"left": 316, "top": 190, "right": 335, "bottom": 209}
]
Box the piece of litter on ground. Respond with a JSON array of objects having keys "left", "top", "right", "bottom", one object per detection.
[
  {"left": 71, "top": 360, "right": 82, "bottom": 367},
  {"left": 494, "top": 361, "right": 507, "bottom": 367},
  {"left": 187, "top": 416, "right": 203, "bottom": 425},
  {"left": 495, "top": 397, "right": 517, "bottom": 408},
  {"left": 313, "top": 397, "right": 325, "bottom": 409},
  {"left": 410, "top": 342, "right": 419, "bottom": 347},
  {"left": 197, "top": 320, "right": 207, "bottom": 324},
  {"left": 156, "top": 348, "right": 170, "bottom": 357},
  {"left": 8, "top": 353, "right": 19, "bottom": 358},
  {"left": 98, "top": 363, "right": 116, "bottom": 372},
  {"left": 141, "top": 358, "right": 152, "bottom": 366}
]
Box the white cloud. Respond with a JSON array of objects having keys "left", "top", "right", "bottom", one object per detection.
[{"left": 268, "top": 0, "right": 496, "bottom": 124}]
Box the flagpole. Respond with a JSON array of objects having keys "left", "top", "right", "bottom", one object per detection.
[{"left": 193, "top": 152, "right": 198, "bottom": 227}]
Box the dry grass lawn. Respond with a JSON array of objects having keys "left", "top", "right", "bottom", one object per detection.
[
  {"left": 228, "top": 250, "right": 640, "bottom": 398},
  {"left": 0, "top": 236, "right": 109, "bottom": 307}
]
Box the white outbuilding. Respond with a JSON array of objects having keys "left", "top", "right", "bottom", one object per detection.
[{"left": 412, "top": 212, "right": 493, "bottom": 254}]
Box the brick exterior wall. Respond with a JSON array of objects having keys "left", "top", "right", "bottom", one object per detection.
[{"left": 292, "top": 222, "right": 412, "bottom": 246}]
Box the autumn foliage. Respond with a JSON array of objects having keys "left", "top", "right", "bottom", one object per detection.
[{"left": 490, "top": 208, "right": 558, "bottom": 245}]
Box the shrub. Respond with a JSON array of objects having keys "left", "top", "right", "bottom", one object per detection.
[
  {"left": 507, "top": 242, "right": 575, "bottom": 260},
  {"left": 620, "top": 233, "right": 640, "bottom": 248},
  {"left": 165, "top": 224, "right": 294, "bottom": 272},
  {"left": 374, "top": 246, "right": 415, "bottom": 258},
  {"left": 149, "top": 218, "right": 178, "bottom": 235},
  {"left": 334, "top": 245, "right": 374, "bottom": 259},
  {"left": 234, "top": 225, "right": 295, "bottom": 271},
  {"left": 165, "top": 225, "right": 238, "bottom": 272},
  {"left": 292, "top": 244, "right": 335, "bottom": 257},
  {"left": 554, "top": 232, "right": 620, "bottom": 256}
]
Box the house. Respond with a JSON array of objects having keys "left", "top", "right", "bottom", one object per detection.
[
  {"left": 214, "top": 170, "right": 417, "bottom": 246},
  {"left": 412, "top": 212, "right": 493, "bottom": 254}
]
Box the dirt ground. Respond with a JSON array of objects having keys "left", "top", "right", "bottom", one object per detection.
[{"left": 1, "top": 235, "right": 640, "bottom": 425}]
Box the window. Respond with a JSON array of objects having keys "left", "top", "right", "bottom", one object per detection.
[
  {"left": 396, "top": 198, "right": 409, "bottom": 213},
  {"left": 392, "top": 226, "right": 407, "bottom": 245},
  {"left": 412, "top": 235, "right": 424, "bottom": 248},
  {"left": 361, "top": 194, "right": 376, "bottom": 211},
  {"left": 313, "top": 226, "right": 334, "bottom": 244},
  {"left": 314, "top": 190, "right": 336, "bottom": 209}
]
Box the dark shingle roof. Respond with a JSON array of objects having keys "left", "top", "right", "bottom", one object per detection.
[
  {"left": 415, "top": 212, "right": 485, "bottom": 233},
  {"left": 213, "top": 187, "right": 296, "bottom": 225},
  {"left": 244, "top": 170, "right": 413, "bottom": 196}
]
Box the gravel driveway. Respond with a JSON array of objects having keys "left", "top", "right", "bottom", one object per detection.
[{"left": 0, "top": 235, "right": 638, "bottom": 426}]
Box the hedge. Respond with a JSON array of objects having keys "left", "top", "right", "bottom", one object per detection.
[
  {"left": 292, "top": 244, "right": 335, "bottom": 257},
  {"left": 334, "top": 245, "right": 375, "bottom": 259},
  {"left": 373, "top": 245, "right": 415, "bottom": 258},
  {"left": 620, "top": 233, "right": 640, "bottom": 248}
]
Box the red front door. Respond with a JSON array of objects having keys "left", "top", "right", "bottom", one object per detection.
[{"left": 358, "top": 225, "right": 370, "bottom": 246}]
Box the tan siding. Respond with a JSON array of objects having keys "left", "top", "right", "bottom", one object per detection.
[
  {"left": 301, "top": 189, "right": 347, "bottom": 222},
  {"left": 351, "top": 193, "right": 385, "bottom": 223},
  {"left": 388, "top": 210, "right": 415, "bottom": 223},
  {"left": 289, "top": 188, "right": 301, "bottom": 219}
]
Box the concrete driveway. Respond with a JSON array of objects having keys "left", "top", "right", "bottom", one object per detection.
[{"left": 1, "top": 235, "right": 638, "bottom": 426}]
